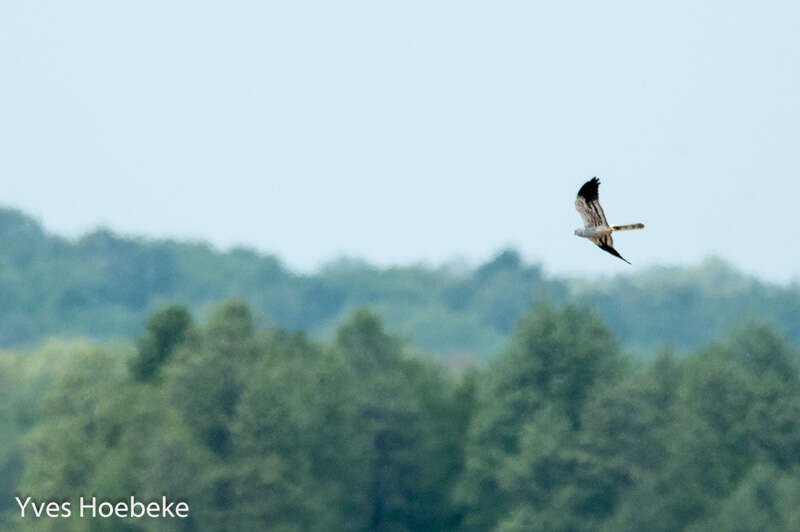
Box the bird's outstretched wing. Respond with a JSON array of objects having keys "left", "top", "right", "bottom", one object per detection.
[
  {"left": 575, "top": 177, "right": 609, "bottom": 228},
  {"left": 592, "top": 234, "right": 631, "bottom": 264}
]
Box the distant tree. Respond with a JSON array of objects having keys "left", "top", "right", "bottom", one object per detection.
[
  {"left": 687, "top": 464, "right": 800, "bottom": 532},
  {"left": 225, "top": 331, "right": 354, "bottom": 530},
  {"left": 130, "top": 304, "right": 192, "bottom": 380},
  {"left": 166, "top": 300, "right": 257, "bottom": 457},
  {"left": 473, "top": 249, "right": 522, "bottom": 282},
  {"left": 455, "top": 302, "right": 623, "bottom": 531},
  {"left": 10, "top": 287, "right": 800, "bottom": 531},
  {"left": 335, "top": 309, "right": 466, "bottom": 531},
  {"left": 605, "top": 322, "right": 800, "bottom": 531}
]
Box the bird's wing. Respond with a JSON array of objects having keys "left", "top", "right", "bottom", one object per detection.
[
  {"left": 575, "top": 177, "right": 609, "bottom": 228},
  {"left": 592, "top": 234, "right": 631, "bottom": 264}
]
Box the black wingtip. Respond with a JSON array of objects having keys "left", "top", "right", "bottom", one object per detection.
[
  {"left": 597, "top": 241, "right": 631, "bottom": 264},
  {"left": 577, "top": 177, "right": 600, "bottom": 202}
]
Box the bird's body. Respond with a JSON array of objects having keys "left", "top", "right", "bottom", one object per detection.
[
  {"left": 573, "top": 225, "right": 612, "bottom": 239},
  {"left": 574, "top": 223, "right": 644, "bottom": 239},
  {"left": 574, "top": 177, "right": 644, "bottom": 264}
]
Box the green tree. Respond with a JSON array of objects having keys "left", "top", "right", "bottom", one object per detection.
[
  {"left": 130, "top": 304, "right": 192, "bottom": 380},
  {"left": 455, "top": 302, "right": 623, "bottom": 531},
  {"left": 687, "top": 464, "right": 800, "bottom": 532},
  {"left": 336, "top": 309, "right": 466, "bottom": 531}
]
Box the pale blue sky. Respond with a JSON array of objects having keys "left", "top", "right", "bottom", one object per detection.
[{"left": 2, "top": 1, "right": 799, "bottom": 281}]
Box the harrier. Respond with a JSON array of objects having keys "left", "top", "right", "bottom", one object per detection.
[{"left": 574, "top": 177, "right": 644, "bottom": 264}]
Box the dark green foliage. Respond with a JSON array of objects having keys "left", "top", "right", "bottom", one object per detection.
[
  {"left": 454, "top": 303, "right": 624, "bottom": 531},
  {"left": 8, "top": 303, "right": 472, "bottom": 530},
  {"left": 130, "top": 305, "right": 192, "bottom": 380},
  {"left": 572, "top": 257, "right": 800, "bottom": 352},
  {"left": 687, "top": 464, "right": 800, "bottom": 532},
  {"left": 4, "top": 208, "right": 800, "bottom": 360},
  {"left": 333, "top": 309, "right": 466, "bottom": 531},
  {"left": 6, "top": 295, "right": 800, "bottom": 531}
]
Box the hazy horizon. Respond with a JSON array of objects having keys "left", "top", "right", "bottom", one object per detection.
[
  {"left": 3, "top": 1, "right": 799, "bottom": 282},
  {"left": 3, "top": 202, "right": 792, "bottom": 290}
]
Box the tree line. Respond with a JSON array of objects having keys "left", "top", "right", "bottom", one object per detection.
[
  {"left": 1, "top": 207, "right": 799, "bottom": 358},
  {"left": 3, "top": 300, "right": 800, "bottom": 530}
]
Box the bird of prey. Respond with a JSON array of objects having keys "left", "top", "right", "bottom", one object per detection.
[{"left": 574, "top": 177, "right": 644, "bottom": 264}]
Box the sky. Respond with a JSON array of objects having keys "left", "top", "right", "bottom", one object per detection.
[{"left": 2, "top": 1, "right": 799, "bottom": 281}]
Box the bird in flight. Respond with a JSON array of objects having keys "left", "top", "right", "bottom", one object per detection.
[{"left": 574, "top": 177, "right": 644, "bottom": 264}]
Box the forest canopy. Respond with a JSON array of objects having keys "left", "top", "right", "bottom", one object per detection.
[
  {"left": 1, "top": 207, "right": 798, "bottom": 359},
  {"left": 3, "top": 206, "right": 800, "bottom": 530},
  {"left": 3, "top": 300, "right": 800, "bottom": 531}
]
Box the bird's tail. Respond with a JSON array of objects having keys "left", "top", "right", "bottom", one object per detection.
[{"left": 611, "top": 223, "right": 645, "bottom": 231}]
